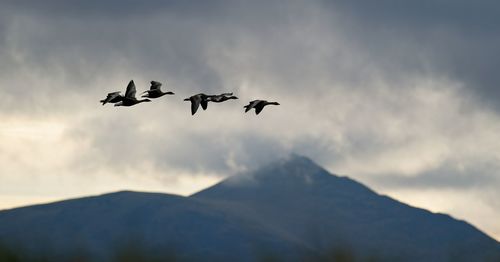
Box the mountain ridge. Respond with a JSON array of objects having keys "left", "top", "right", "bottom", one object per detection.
[{"left": 0, "top": 155, "right": 499, "bottom": 261}]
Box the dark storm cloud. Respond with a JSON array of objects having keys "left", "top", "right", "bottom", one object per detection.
[
  {"left": 0, "top": 0, "right": 226, "bottom": 18},
  {"left": 0, "top": 5, "right": 221, "bottom": 113},
  {"left": 2, "top": 0, "right": 500, "bottom": 109},
  {"left": 321, "top": 0, "right": 500, "bottom": 110},
  {"left": 0, "top": 0, "right": 311, "bottom": 115}
]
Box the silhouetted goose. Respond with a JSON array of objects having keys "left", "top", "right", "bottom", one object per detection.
[
  {"left": 208, "top": 92, "right": 238, "bottom": 103},
  {"left": 141, "top": 81, "right": 175, "bottom": 99},
  {"left": 184, "top": 93, "right": 210, "bottom": 115},
  {"left": 244, "top": 100, "right": 280, "bottom": 115},
  {"left": 100, "top": 91, "right": 123, "bottom": 105},
  {"left": 114, "top": 80, "right": 152, "bottom": 107}
]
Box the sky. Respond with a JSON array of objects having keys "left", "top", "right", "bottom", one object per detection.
[{"left": 0, "top": 0, "right": 499, "bottom": 240}]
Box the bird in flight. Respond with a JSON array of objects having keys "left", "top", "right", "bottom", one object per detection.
[
  {"left": 184, "top": 93, "right": 211, "bottom": 115},
  {"left": 101, "top": 82, "right": 280, "bottom": 116},
  {"left": 114, "top": 80, "right": 152, "bottom": 107},
  {"left": 244, "top": 100, "right": 280, "bottom": 115},
  {"left": 207, "top": 93, "right": 238, "bottom": 103},
  {"left": 141, "top": 81, "right": 175, "bottom": 99}
]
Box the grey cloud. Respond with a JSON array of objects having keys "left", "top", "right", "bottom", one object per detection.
[
  {"left": 1, "top": 1, "right": 227, "bottom": 18},
  {"left": 65, "top": 110, "right": 290, "bottom": 176},
  {"left": 320, "top": 0, "right": 500, "bottom": 110},
  {"left": 367, "top": 160, "right": 499, "bottom": 190},
  {"left": 1, "top": 0, "right": 500, "bottom": 192},
  {"left": 2, "top": 0, "right": 500, "bottom": 111},
  {"left": 0, "top": 0, "right": 311, "bottom": 114}
]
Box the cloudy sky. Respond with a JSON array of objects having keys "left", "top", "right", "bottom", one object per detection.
[{"left": 1, "top": 0, "right": 499, "bottom": 240}]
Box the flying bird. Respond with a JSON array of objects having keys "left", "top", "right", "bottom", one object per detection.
[
  {"left": 244, "top": 100, "right": 280, "bottom": 115},
  {"left": 114, "top": 80, "right": 152, "bottom": 107},
  {"left": 207, "top": 92, "right": 238, "bottom": 103},
  {"left": 100, "top": 91, "right": 123, "bottom": 105},
  {"left": 184, "top": 93, "right": 210, "bottom": 115},
  {"left": 141, "top": 81, "right": 175, "bottom": 99}
]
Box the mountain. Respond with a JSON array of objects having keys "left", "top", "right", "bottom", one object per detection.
[
  {"left": 0, "top": 155, "right": 499, "bottom": 261},
  {"left": 0, "top": 191, "right": 300, "bottom": 261},
  {"left": 194, "top": 155, "right": 500, "bottom": 261}
]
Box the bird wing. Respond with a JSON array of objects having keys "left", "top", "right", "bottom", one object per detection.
[
  {"left": 101, "top": 91, "right": 121, "bottom": 104},
  {"left": 201, "top": 99, "right": 208, "bottom": 110},
  {"left": 255, "top": 103, "right": 266, "bottom": 115},
  {"left": 107, "top": 91, "right": 121, "bottom": 96},
  {"left": 150, "top": 81, "right": 162, "bottom": 91},
  {"left": 108, "top": 92, "right": 121, "bottom": 100},
  {"left": 244, "top": 100, "right": 261, "bottom": 112},
  {"left": 125, "top": 80, "right": 137, "bottom": 99},
  {"left": 191, "top": 96, "right": 201, "bottom": 115}
]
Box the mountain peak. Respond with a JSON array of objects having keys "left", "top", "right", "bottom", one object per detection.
[
  {"left": 192, "top": 154, "right": 373, "bottom": 199},
  {"left": 245, "top": 154, "right": 332, "bottom": 183}
]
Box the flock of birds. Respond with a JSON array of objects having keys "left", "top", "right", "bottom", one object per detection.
[{"left": 100, "top": 80, "right": 280, "bottom": 115}]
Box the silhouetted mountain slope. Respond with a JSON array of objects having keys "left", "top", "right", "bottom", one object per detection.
[
  {"left": 0, "top": 155, "right": 499, "bottom": 261},
  {"left": 0, "top": 191, "right": 303, "bottom": 261},
  {"left": 193, "top": 155, "right": 500, "bottom": 261}
]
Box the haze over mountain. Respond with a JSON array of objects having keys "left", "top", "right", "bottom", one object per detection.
[{"left": 0, "top": 155, "right": 499, "bottom": 261}]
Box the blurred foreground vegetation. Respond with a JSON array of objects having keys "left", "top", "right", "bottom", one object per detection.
[
  {"left": 0, "top": 241, "right": 382, "bottom": 262},
  {"left": 1, "top": 242, "right": 499, "bottom": 262}
]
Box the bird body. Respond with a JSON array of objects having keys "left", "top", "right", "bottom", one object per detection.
[
  {"left": 244, "top": 100, "right": 280, "bottom": 115},
  {"left": 114, "top": 80, "right": 152, "bottom": 107},
  {"left": 141, "top": 81, "right": 175, "bottom": 99},
  {"left": 208, "top": 93, "right": 238, "bottom": 103}
]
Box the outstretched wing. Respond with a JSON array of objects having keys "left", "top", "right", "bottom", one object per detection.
[
  {"left": 200, "top": 99, "right": 208, "bottom": 110},
  {"left": 255, "top": 103, "right": 265, "bottom": 115},
  {"left": 190, "top": 96, "right": 201, "bottom": 115},
  {"left": 150, "top": 81, "right": 162, "bottom": 91},
  {"left": 125, "top": 80, "right": 137, "bottom": 99},
  {"left": 101, "top": 91, "right": 121, "bottom": 105},
  {"left": 244, "top": 100, "right": 261, "bottom": 112}
]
